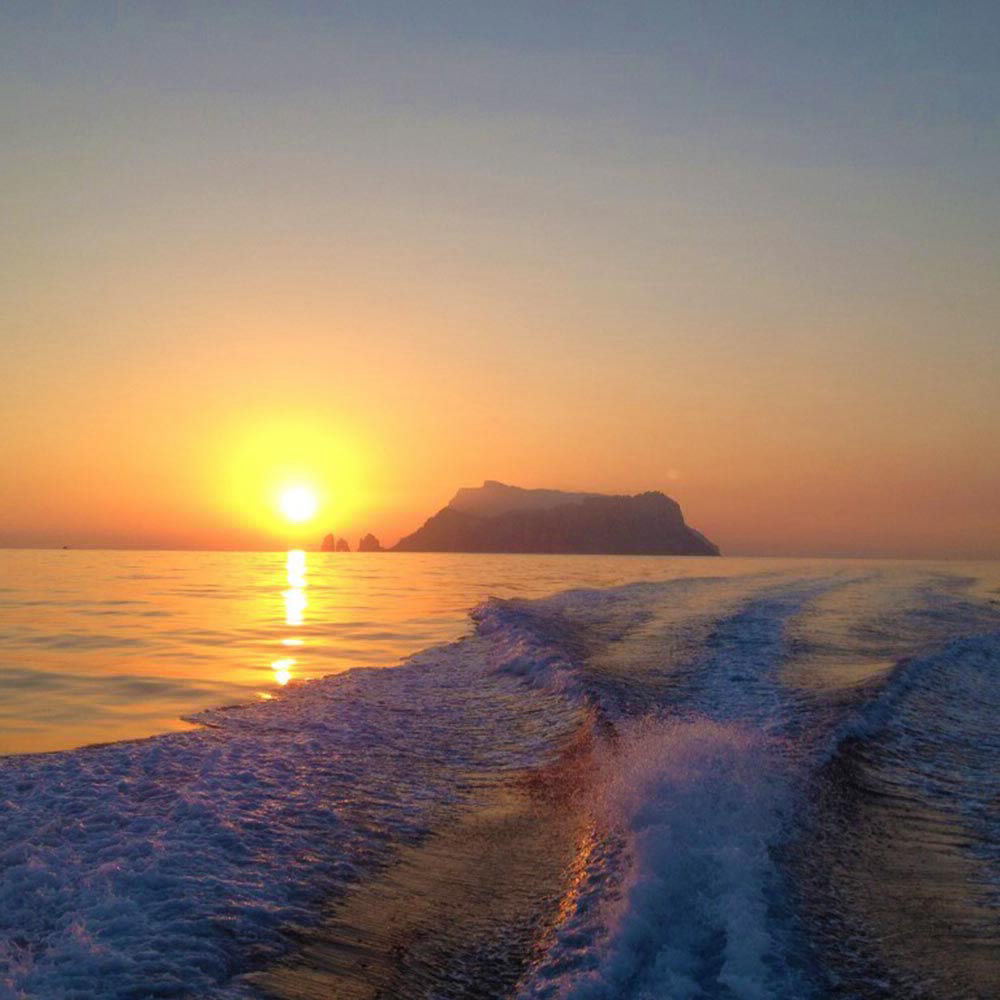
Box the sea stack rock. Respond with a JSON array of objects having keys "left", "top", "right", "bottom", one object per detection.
[
  {"left": 393, "top": 481, "right": 719, "bottom": 555},
  {"left": 358, "top": 533, "right": 384, "bottom": 552},
  {"left": 320, "top": 533, "right": 336, "bottom": 552},
  {"left": 336, "top": 537, "right": 351, "bottom": 552}
]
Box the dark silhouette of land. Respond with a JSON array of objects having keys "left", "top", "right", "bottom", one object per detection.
[
  {"left": 392, "top": 481, "right": 719, "bottom": 555},
  {"left": 357, "top": 533, "right": 384, "bottom": 552},
  {"left": 321, "top": 534, "right": 351, "bottom": 552}
]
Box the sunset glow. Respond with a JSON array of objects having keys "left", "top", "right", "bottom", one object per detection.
[
  {"left": 278, "top": 487, "right": 318, "bottom": 524},
  {"left": 0, "top": 5, "right": 997, "bottom": 561}
]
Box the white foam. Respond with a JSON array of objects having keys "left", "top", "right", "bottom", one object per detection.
[
  {"left": 510, "top": 579, "right": 852, "bottom": 999},
  {"left": 0, "top": 637, "right": 580, "bottom": 999},
  {"left": 518, "top": 716, "right": 800, "bottom": 1000}
]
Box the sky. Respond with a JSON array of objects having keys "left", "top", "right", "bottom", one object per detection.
[{"left": 1, "top": 2, "right": 998, "bottom": 557}]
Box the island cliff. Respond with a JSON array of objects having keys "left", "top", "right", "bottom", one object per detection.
[{"left": 392, "top": 481, "right": 719, "bottom": 555}]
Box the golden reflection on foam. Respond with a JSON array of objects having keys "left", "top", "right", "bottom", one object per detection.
[
  {"left": 555, "top": 826, "right": 598, "bottom": 926},
  {"left": 281, "top": 637, "right": 304, "bottom": 647}
]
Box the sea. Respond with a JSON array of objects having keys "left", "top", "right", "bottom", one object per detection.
[{"left": 1, "top": 550, "right": 998, "bottom": 999}]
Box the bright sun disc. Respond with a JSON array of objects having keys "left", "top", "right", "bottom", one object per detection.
[{"left": 278, "top": 486, "right": 318, "bottom": 523}]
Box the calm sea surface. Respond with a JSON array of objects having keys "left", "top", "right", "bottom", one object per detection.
[{"left": 2, "top": 549, "right": 753, "bottom": 754}]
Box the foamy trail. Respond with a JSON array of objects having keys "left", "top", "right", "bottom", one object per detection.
[
  {"left": 511, "top": 579, "right": 851, "bottom": 999},
  {"left": 0, "top": 636, "right": 584, "bottom": 1000},
  {"left": 2, "top": 566, "right": 999, "bottom": 999},
  {"left": 518, "top": 717, "right": 806, "bottom": 1000},
  {"left": 513, "top": 571, "right": 1000, "bottom": 999}
]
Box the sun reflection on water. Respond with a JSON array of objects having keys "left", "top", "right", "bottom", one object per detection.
[
  {"left": 283, "top": 589, "right": 307, "bottom": 627},
  {"left": 271, "top": 657, "right": 295, "bottom": 686},
  {"left": 271, "top": 549, "right": 309, "bottom": 687},
  {"left": 286, "top": 548, "right": 307, "bottom": 587}
]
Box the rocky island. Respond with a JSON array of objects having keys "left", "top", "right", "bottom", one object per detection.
[
  {"left": 391, "top": 481, "right": 719, "bottom": 555},
  {"left": 319, "top": 534, "right": 383, "bottom": 552},
  {"left": 320, "top": 534, "right": 351, "bottom": 552}
]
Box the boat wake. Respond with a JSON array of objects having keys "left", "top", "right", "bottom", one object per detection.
[{"left": 2, "top": 566, "right": 999, "bottom": 999}]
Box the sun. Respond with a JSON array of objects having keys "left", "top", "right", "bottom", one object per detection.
[{"left": 278, "top": 485, "right": 319, "bottom": 524}]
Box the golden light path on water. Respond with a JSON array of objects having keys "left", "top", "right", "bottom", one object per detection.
[{"left": 268, "top": 548, "right": 308, "bottom": 692}]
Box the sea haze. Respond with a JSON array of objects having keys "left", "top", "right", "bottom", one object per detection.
[{"left": 0, "top": 553, "right": 998, "bottom": 999}]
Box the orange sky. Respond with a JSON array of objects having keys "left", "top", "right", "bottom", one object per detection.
[{"left": 2, "top": 6, "right": 998, "bottom": 558}]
